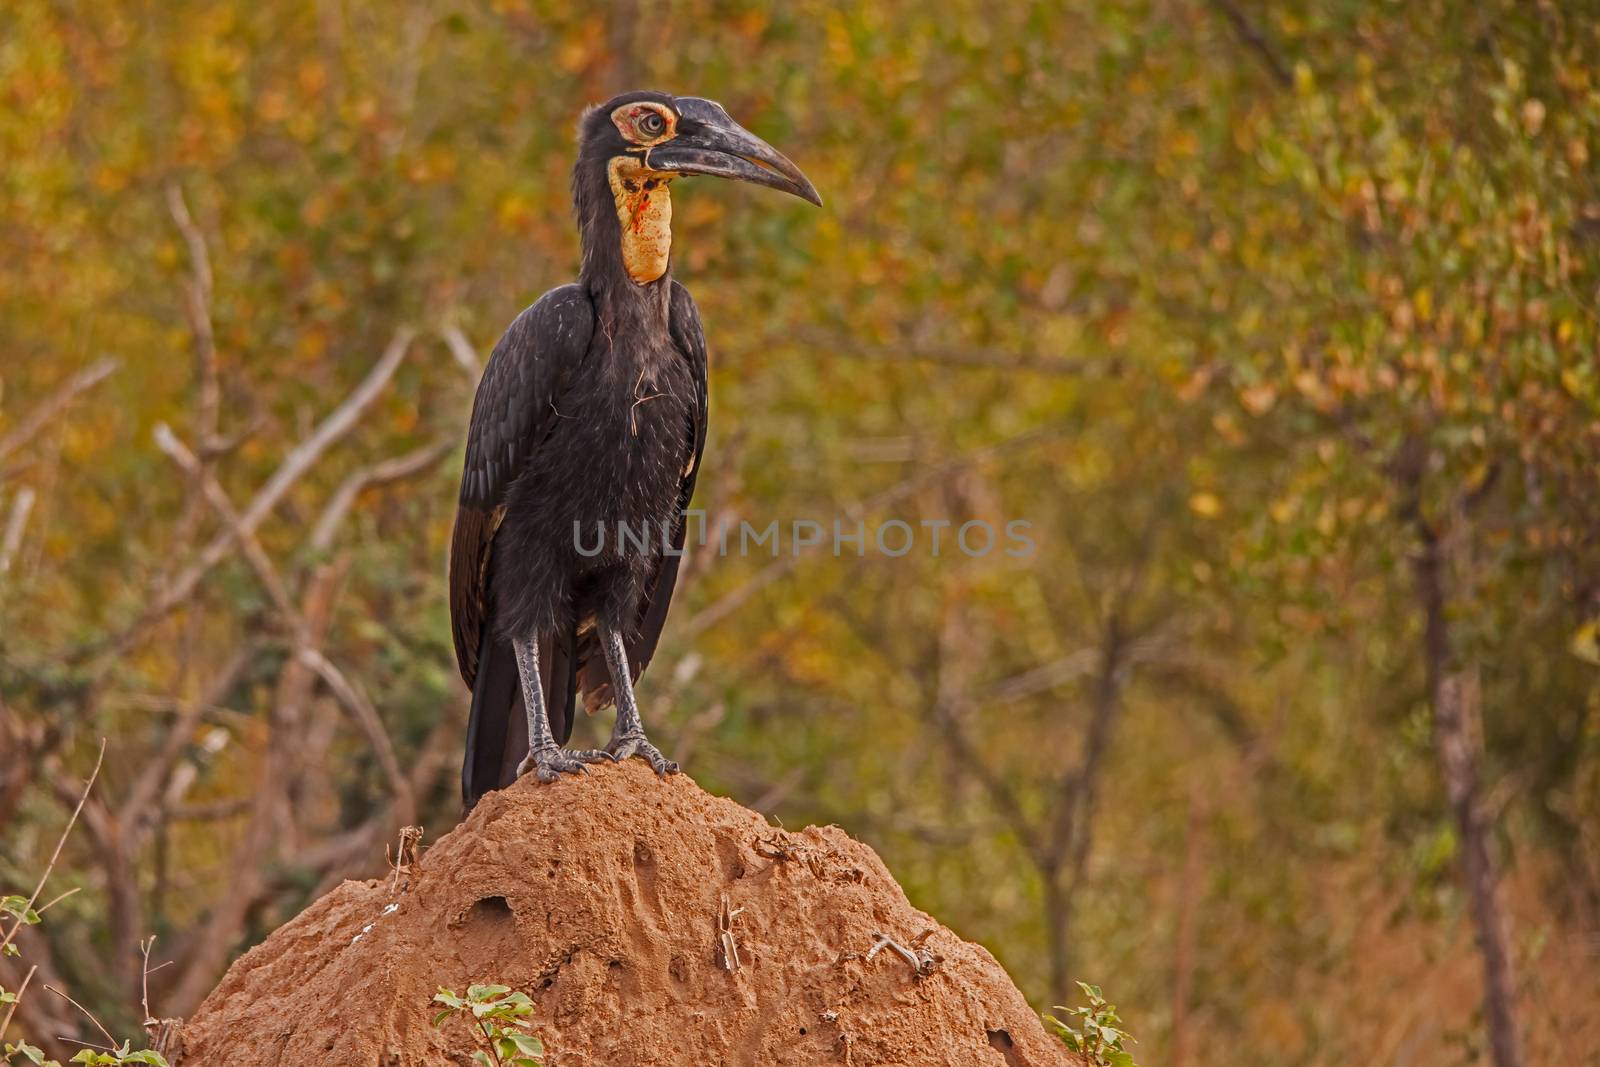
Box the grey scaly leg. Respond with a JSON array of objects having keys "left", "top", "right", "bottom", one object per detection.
[
  {"left": 512, "top": 635, "right": 599, "bottom": 782},
  {"left": 599, "top": 625, "right": 679, "bottom": 776}
]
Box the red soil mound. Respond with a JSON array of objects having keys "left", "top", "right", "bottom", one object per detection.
[{"left": 177, "top": 761, "right": 1072, "bottom": 1066}]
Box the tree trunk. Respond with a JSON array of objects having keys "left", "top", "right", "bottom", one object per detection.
[
  {"left": 1413, "top": 527, "right": 1525, "bottom": 1067},
  {"left": 1168, "top": 788, "right": 1204, "bottom": 1067},
  {"left": 1041, "top": 863, "right": 1070, "bottom": 1003}
]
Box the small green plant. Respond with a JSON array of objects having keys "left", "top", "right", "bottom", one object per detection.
[
  {"left": 1044, "top": 982, "right": 1139, "bottom": 1067},
  {"left": 5, "top": 1040, "right": 167, "bottom": 1066},
  {"left": 431, "top": 985, "right": 544, "bottom": 1067},
  {"left": 2, "top": 744, "right": 170, "bottom": 1067}
]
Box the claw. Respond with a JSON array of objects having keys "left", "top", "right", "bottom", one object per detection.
[
  {"left": 517, "top": 746, "right": 594, "bottom": 782},
  {"left": 605, "top": 732, "right": 680, "bottom": 777}
]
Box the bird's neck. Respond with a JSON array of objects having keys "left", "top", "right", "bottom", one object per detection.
[
  {"left": 576, "top": 157, "right": 675, "bottom": 334},
  {"left": 606, "top": 157, "right": 674, "bottom": 285}
]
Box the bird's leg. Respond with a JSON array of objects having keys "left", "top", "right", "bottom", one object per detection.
[
  {"left": 599, "top": 625, "right": 679, "bottom": 776},
  {"left": 512, "top": 635, "right": 591, "bottom": 782}
]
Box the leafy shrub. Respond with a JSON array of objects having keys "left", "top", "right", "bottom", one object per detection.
[
  {"left": 431, "top": 985, "right": 544, "bottom": 1067},
  {"left": 1045, "top": 982, "right": 1138, "bottom": 1067}
]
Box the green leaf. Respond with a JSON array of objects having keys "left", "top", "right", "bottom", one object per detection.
[
  {"left": 10, "top": 1041, "right": 47, "bottom": 1065},
  {"left": 504, "top": 1032, "right": 544, "bottom": 1055},
  {"left": 0, "top": 898, "right": 40, "bottom": 926}
]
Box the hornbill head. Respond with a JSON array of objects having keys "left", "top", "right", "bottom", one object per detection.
[{"left": 574, "top": 90, "right": 820, "bottom": 284}]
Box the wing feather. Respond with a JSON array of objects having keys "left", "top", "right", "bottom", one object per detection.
[{"left": 449, "top": 284, "right": 595, "bottom": 687}]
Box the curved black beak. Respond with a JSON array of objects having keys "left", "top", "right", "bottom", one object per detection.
[{"left": 643, "top": 97, "right": 822, "bottom": 207}]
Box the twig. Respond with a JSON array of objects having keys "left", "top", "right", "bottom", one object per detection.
[
  {"left": 43, "top": 983, "right": 118, "bottom": 1050},
  {"left": 717, "top": 895, "right": 745, "bottom": 973},
  {"left": 308, "top": 436, "right": 455, "bottom": 553},
  {"left": 439, "top": 322, "right": 482, "bottom": 377},
  {"left": 866, "top": 931, "right": 936, "bottom": 977},
  {"left": 0, "top": 740, "right": 105, "bottom": 957},
  {"left": 387, "top": 825, "right": 424, "bottom": 894},
  {"left": 0, "top": 358, "right": 119, "bottom": 468},
  {"left": 153, "top": 423, "right": 299, "bottom": 622},
  {"left": 55, "top": 1037, "right": 116, "bottom": 1053},
  {"left": 140, "top": 936, "right": 157, "bottom": 1026},
  {"left": 35, "top": 886, "right": 80, "bottom": 916},
  {"left": 0, "top": 485, "right": 36, "bottom": 575},
  {"left": 0, "top": 964, "right": 36, "bottom": 1042},
  {"left": 1206, "top": 0, "right": 1293, "bottom": 88},
  {"left": 122, "top": 646, "right": 252, "bottom": 842},
  {"left": 165, "top": 183, "right": 220, "bottom": 452}
]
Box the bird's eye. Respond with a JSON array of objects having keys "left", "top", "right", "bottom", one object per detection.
[{"left": 639, "top": 112, "right": 666, "bottom": 137}]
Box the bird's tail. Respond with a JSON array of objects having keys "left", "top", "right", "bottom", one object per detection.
[{"left": 461, "top": 627, "right": 577, "bottom": 813}]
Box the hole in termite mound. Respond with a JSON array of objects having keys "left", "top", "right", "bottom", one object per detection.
[
  {"left": 462, "top": 895, "right": 514, "bottom": 925},
  {"left": 452, "top": 895, "right": 520, "bottom": 959},
  {"left": 986, "top": 1029, "right": 1024, "bottom": 1067}
]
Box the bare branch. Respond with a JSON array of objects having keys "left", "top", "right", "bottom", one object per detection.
[
  {"left": 0, "top": 964, "right": 35, "bottom": 1042},
  {"left": 34, "top": 887, "right": 80, "bottom": 917},
  {"left": 140, "top": 936, "right": 157, "bottom": 1026},
  {"left": 982, "top": 647, "right": 1100, "bottom": 704},
  {"left": 308, "top": 436, "right": 455, "bottom": 553},
  {"left": 1206, "top": 0, "right": 1293, "bottom": 88},
  {"left": 165, "top": 182, "right": 220, "bottom": 450},
  {"left": 152, "top": 424, "right": 299, "bottom": 623},
  {"left": 866, "top": 931, "right": 936, "bottom": 976},
  {"left": 1, "top": 485, "right": 37, "bottom": 576},
  {"left": 122, "top": 646, "right": 252, "bottom": 841},
  {"left": 43, "top": 984, "right": 118, "bottom": 1050},
  {"left": 165, "top": 564, "right": 345, "bottom": 1012},
  {"left": 116, "top": 328, "right": 414, "bottom": 647},
  {"left": 0, "top": 358, "right": 119, "bottom": 468},
  {"left": 439, "top": 323, "right": 482, "bottom": 378},
  {"left": 298, "top": 647, "right": 415, "bottom": 823},
  {"left": 164, "top": 184, "right": 213, "bottom": 301}
]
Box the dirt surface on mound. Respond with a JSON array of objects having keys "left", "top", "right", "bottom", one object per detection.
[{"left": 178, "top": 762, "right": 1072, "bottom": 1066}]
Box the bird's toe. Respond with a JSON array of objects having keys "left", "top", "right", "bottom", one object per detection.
[
  {"left": 517, "top": 747, "right": 592, "bottom": 782},
  {"left": 606, "top": 732, "right": 678, "bottom": 776}
]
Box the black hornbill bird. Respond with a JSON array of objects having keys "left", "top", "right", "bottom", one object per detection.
[{"left": 450, "top": 91, "right": 820, "bottom": 810}]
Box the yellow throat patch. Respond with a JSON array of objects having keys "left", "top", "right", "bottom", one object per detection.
[{"left": 608, "top": 156, "right": 674, "bottom": 284}]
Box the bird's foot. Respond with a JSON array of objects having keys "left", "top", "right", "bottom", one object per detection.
[
  {"left": 516, "top": 745, "right": 594, "bottom": 783},
  {"left": 604, "top": 731, "right": 680, "bottom": 777}
]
